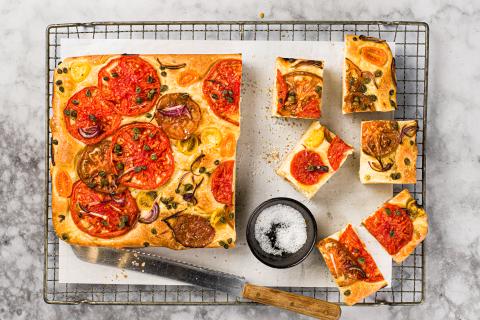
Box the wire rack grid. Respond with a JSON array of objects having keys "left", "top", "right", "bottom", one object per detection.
[{"left": 44, "top": 21, "right": 429, "bottom": 306}]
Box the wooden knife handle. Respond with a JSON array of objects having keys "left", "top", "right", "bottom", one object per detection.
[{"left": 242, "top": 283, "right": 341, "bottom": 320}]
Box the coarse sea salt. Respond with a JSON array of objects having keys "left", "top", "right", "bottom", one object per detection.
[{"left": 254, "top": 204, "right": 307, "bottom": 256}]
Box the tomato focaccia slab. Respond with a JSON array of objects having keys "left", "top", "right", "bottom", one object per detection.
[
  {"left": 276, "top": 121, "right": 353, "bottom": 199},
  {"left": 50, "top": 54, "right": 242, "bottom": 249},
  {"left": 342, "top": 34, "right": 397, "bottom": 114},
  {"left": 360, "top": 120, "right": 418, "bottom": 184},
  {"left": 317, "top": 224, "right": 387, "bottom": 305},
  {"left": 273, "top": 57, "right": 324, "bottom": 119},
  {"left": 362, "top": 189, "right": 428, "bottom": 263}
]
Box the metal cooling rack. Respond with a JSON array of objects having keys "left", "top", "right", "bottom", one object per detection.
[{"left": 44, "top": 21, "right": 429, "bottom": 306}]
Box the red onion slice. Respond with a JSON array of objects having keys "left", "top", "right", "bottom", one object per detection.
[
  {"left": 159, "top": 104, "right": 191, "bottom": 118},
  {"left": 111, "top": 193, "right": 126, "bottom": 206},
  {"left": 78, "top": 125, "right": 101, "bottom": 139},
  {"left": 139, "top": 202, "right": 159, "bottom": 224}
]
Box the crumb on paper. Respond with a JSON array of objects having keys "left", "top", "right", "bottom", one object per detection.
[
  {"left": 262, "top": 148, "right": 280, "bottom": 165},
  {"left": 259, "top": 12, "right": 265, "bottom": 19}
]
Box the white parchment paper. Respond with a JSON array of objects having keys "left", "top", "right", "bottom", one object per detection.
[{"left": 59, "top": 39, "right": 393, "bottom": 287}]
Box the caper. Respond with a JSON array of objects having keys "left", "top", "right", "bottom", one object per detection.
[{"left": 374, "top": 70, "right": 383, "bottom": 77}]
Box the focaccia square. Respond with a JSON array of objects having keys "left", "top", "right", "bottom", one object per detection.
[
  {"left": 362, "top": 189, "right": 428, "bottom": 263},
  {"left": 360, "top": 120, "right": 418, "bottom": 184},
  {"left": 50, "top": 54, "right": 242, "bottom": 249},
  {"left": 276, "top": 121, "right": 353, "bottom": 199},
  {"left": 317, "top": 224, "right": 388, "bottom": 306},
  {"left": 273, "top": 57, "right": 324, "bottom": 118},
  {"left": 343, "top": 34, "right": 397, "bottom": 113}
]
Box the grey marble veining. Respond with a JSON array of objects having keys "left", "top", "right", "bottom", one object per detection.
[{"left": 1, "top": 0, "right": 479, "bottom": 319}]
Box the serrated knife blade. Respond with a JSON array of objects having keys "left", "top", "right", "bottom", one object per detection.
[{"left": 72, "top": 246, "right": 341, "bottom": 320}]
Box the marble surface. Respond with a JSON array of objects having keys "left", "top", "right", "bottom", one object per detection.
[{"left": 1, "top": 0, "right": 479, "bottom": 319}]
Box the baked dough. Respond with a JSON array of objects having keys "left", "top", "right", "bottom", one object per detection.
[
  {"left": 362, "top": 189, "right": 428, "bottom": 263},
  {"left": 50, "top": 54, "right": 241, "bottom": 249},
  {"left": 272, "top": 57, "right": 324, "bottom": 118},
  {"left": 342, "top": 34, "right": 397, "bottom": 113},
  {"left": 317, "top": 224, "right": 388, "bottom": 305},
  {"left": 360, "top": 120, "right": 417, "bottom": 184},
  {"left": 277, "top": 121, "right": 353, "bottom": 199}
]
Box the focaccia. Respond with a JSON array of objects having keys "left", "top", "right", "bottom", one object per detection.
[
  {"left": 273, "top": 57, "right": 324, "bottom": 118},
  {"left": 360, "top": 120, "right": 418, "bottom": 184},
  {"left": 362, "top": 189, "right": 428, "bottom": 263},
  {"left": 342, "top": 34, "right": 397, "bottom": 113},
  {"left": 276, "top": 121, "right": 353, "bottom": 199},
  {"left": 50, "top": 54, "right": 242, "bottom": 249},
  {"left": 317, "top": 224, "right": 388, "bottom": 305}
]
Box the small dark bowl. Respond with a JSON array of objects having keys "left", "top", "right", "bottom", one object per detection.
[{"left": 246, "top": 197, "right": 317, "bottom": 269}]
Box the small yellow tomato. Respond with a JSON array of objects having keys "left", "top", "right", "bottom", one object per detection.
[
  {"left": 136, "top": 191, "right": 156, "bottom": 211},
  {"left": 70, "top": 61, "right": 91, "bottom": 82},
  {"left": 200, "top": 127, "right": 222, "bottom": 147},
  {"left": 304, "top": 126, "right": 325, "bottom": 148},
  {"left": 176, "top": 135, "right": 200, "bottom": 155}
]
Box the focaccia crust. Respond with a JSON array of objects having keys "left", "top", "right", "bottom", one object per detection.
[
  {"left": 51, "top": 53, "right": 241, "bottom": 249},
  {"left": 342, "top": 34, "right": 397, "bottom": 114},
  {"left": 360, "top": 120, "right": 418, "bottom": 184},
  {"left": 363, "top": 189, "right": 428, "bottom": 263},
  {"left": 276, "top": 121, "right": 353, "bottom": 199},
  {"left": 316, "top": 225, "right": 387, "bottom": 306}
]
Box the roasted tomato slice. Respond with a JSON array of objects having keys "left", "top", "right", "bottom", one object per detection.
[
  {"left": 290, "top": 149, "right": 328, "bottom": 185},
  {"left": 77, "top": 140, "right": 125, "bottom": 194},
  {"left": 202, "top": 59, "right": 242, "bottom": 126},
  {"left": 339, "top": 225, "right": 384, "bottom": 282},
  {"left": 320, "top": 238, "right": 367, "bottom": 287},
  {"left": 154, "top": 93, "right": 201, "bottom": 140},
  {"left": 64, "top": 87, "right": 121, "bottom": 144},
  {"left": 364, "top": 204, "right": 414, "bottom": 255},
  {"left": 362, "top": 121, "right": 399, "bottom": 158},
  {"left": 170, "top": 214, "right": 215, "bottom": 248},
  {"left": 360, "top": 46, "right": 388, "bottom": 67},
  {"left": 277, "top": 71, "right": 322, "bottom": 118},
  {"left": 98, "top": 55, "right": 160, "bottom": 116},
  {"left": 327, "top": 137, "right": 352, "bottom": 171},
  {"left": 70, "top": 180, "right": 139, "bottom": 238},
  {"left": 111, "top": 123, "right": 174, "bottom": 190},
  {"left": 210, "top": 160, "right": 234, "bottom": 205}
]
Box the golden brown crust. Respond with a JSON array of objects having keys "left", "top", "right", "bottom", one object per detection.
[
  {"left": 342, "top": 34, "right": 397, "bottom": 114},
  {"left": 276, "top": 121, "right": 353, "bottom": 199},
  {"left": 51, "top": 54, "right": 241, "bottom": 249},
  {"left": 363, "top": 189, "right": 428, "bottom": 263},
  {"left": 272, "top": 57, "right": 324, "bottom": 119},
  {"left": 360, "top": 120, "right": 418, "bottom": 184},
  {"left": 316, "top": 225, "right": 387, "bottom": 306}
]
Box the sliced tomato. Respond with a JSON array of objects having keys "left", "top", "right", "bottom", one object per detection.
[
  {"left": 98, "top": 55, "right": 160, "bottom": 116},
  {"left": 327, "top": 137, "right": 352, "bottom": 171},
  {"left": 154, "top": 93, "right": 201, "bottom": 140},
  {"left": 55, "top": 170, "right": 73, "bottom": 197},
  {"left": 77, "top": 140, "right": 125, "bottom": 194},
  {"left": 363, "top": 204, "right": 414, "bottom": 255},
  {"left": 290, "top": 150, "right": 327, "bottom": 185},
  {"left": 277, "top": 71, "right": 322, "bottom": 118},
  {"left": 339, "top": 225, "right": 384, "bottom": 282},
  {"left": 220, "top": 132, "right": 236, "bottom": 157},
  {"left": 70, "top": 180, "right": 139, "bottom": 238},
  {"left": 276, "top": 69, "right": 288, "bottom": 111},
  {"left": 171, "top": 214, "right": 215, "bottom": 248},
  {"left": 210, "top": 160, "right": 234, "bottom": 205},
  {"left": 202, "top": 59, "right": 242, "bottom": 126},
  {"left": 64, "top": 87, "right": 121, "bottom": 144},
  {"left": 360, "top": 46, "right": 388, "bottom": 67},
  {"left": 110, "top": 123, "right": 174, "bottom": 190}
]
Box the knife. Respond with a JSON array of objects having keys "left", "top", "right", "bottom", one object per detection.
[{"left": 72, "top": 246, "right": 341, "bottom": 319}]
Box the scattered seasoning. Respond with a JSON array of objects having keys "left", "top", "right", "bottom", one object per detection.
[
  {"left": 57, "top": 68, "right": 63, "bottom": 74},
  {"left": 59, "top": 214, "right": 65, "bottom": 222},
  {"left": 72, "top": 99, "right": 79, "bottom": 105},
  {"left": 52, "top": 139, "right": 58, "bottom": 145},
  {"left": 389, "top": 230, "right": 395, "bottom": 237},
  {"left": 358, "top": 257, "right": 365, "bottom": 264},
  {"left": 353, "top": 37, "right": 358, "bottom": 41},
  {"left": 227, "top": 238, "right": 233, "bottom": 244},
  {"left": 389, "top": 89, "right": 395, "bottom": 96},
  {"left": 147, "top": 75, "right": 154, "bottom": 83},
  {"left": 116, "top": 162, "right": 124, "bottom": 170},
  {"left": 59, "top": 86, "right": 65, "bottom": 93},
  {"left": 404, "top": 158, "right": 411, "bottom": 165},
  {"left": 315, "top": 86, "right": 322, "bottom": 95},
  {"left": 359, "top": 84, "right": 367, "bottom": 93},
  {"left": 395, "top": 209, "right": 402, "bottom": 216},
  {"left": 199, "top": 166, "right": 206, "bottom": 173},
  {"left": 390, "top": 100, "right": 396, "bottom": 108},
  {"left": 160, "top": 85, "right": 168, "bottom": 92},
  {"left": 111, "top": 72, "right": 119, "bottom": 78},
  {"left": 62, "top": 67, "right": 68, "bottom": 74},
  {"left": 103, "top": 76, "right": 109, "bottom": 81},
  {"left": 144, "top": 144, "right": 151, "bottom": 151},
  {"left": 101, "top": 220, "right": 109, "bottom": 226},
  {"left": 147, "top": 89, "right": 156, "bottom": 100},
  {"left": 374, "top": 70, "right": 383, "bottom": 77},
  {"left": 70, "top": 110, "right": 77, "bottom": 119},
  {"left": 136, "top": 97, "right": 144, "bottom": 104},
  {"left": 98, "top": 170, "right": 106, "bottom": 177},
  {"left": 368, "top": 95, "right": 377, "bottom": 102},
  {"left": 88, "top": 114, "right": 97, "bottom": 122},
  {"left": 211, "top": 93, "right": 219, "bottom": 100},
  {"left": 344, "top": 290, "right": 351, "bottom": 296},
  {"left": 385, "top": 207, "right": 392, "bottom": 216},
  {"left": 113, "top": 144, "right": 122, "bottom": 155},
  {"left": 254, "top": 204, "right": 307, "bottom": 256},
  {"left": 145, "top": 113, "right": 153, "bottom": 118},
  {"left": 409, "top": 140, "right": 414, "bottom": 146},
  {"left": 362, "top": 77, "right": 371, "bottom": 84},
  {"left": 161, "top": 71, "right": 167, "bottom": 77},
  {"left": 118, "top": 215, "right": 129, "bottom": 228},
  {"left": 143, "top": 242, "right": 150, "bottom": 247},
  {"left": 150, "top": 153, "right": 158, "bottom": 160},
  {"left": 214, "top": 159, "right": 220, "bottom": 165},
  {"left": 85, "top": 89, "right": 91, "bottom": 97},
  {"left": 151, "top": 228, "right": 157, "bottom": 235},
  {"left": 135, "top": 86, "right": 141, "bottom": 93},
  {"left": 55, "top": 80, "right": 62, "bottom": 86},
  {"left": 61, "top": 233, "right": 68, "bottom": 240}
]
